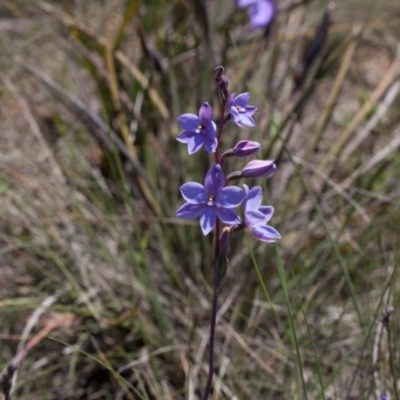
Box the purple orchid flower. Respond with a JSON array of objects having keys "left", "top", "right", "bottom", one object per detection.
[
  {"left": 237, "top": 0, "right": 276, "bottom": 30},
  {"left": 176, "top": 164, "right": 245, "bottom": 235},
  {"left": 228, "top": 93, "right": 257, "bottom": 127},
  {"left": 242, "top": 184, "right": 280, "bottom": 242},
  {"left": 176, "top": 102, "right": 218, "bottom": 154}
]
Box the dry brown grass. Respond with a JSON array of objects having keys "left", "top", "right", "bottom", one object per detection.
[{"left": 1, "top": 1, "right": 400, "bottom": 399}]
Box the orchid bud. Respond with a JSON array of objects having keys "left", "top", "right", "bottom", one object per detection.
[
  {"left": 214, "top": 66, "right": 224, "bottom": 80},
  {"left": 214, "top": 67, "right": 229, "bottom": 98},
  {"left": 233, "top": 140, "right": 260, "bottom": 157},
  {"left": 219, "top": 75, "right": 229, "bottom": 91},
  {"left": 240, "top": 160, "right": 276, "bottom": 179}
]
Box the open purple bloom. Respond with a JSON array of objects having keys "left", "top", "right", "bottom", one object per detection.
[
  {"left": 176, "top": 102, "right": 217, "bottom": 154},
  {"left": 176, "top": 164, "right": 245, "bottom": 235},
  {"left": 242, "top": 185, "right": 280, "bottom": 242},
  {"left": 228, "top": 93, "right": 257, "bottom": 127},
  {"left": 237, "top": 0, "right": 276, "bottom": 30}
]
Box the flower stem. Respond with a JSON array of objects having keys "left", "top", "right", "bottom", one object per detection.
[
  {"left": 203, "top": 71, "right": 229, "bottom": 399},
  {"left": 202, "top": 273, "right": 219, "bottom": 399},
  {"left": 214, "top": 95, "right": 227, "bottom": 163},
  {"left": 202, "top": 219, "right": 221, "bottom": 400}
]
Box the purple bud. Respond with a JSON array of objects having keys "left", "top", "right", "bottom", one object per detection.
[
  {"left": 214, "top": 66, "right": 224, "bottom": 80},
  {"left": 220, "top": 75, "right": 229, "bottom": 90},
  {"left": 233, "top": 140, "right": 260, "bottom": 157},
  {"left": 241, "top": 159, "right": 276, "bottom": 179},
  {"left": 214, "top": 66, "right": 229, "bottom": 98}
]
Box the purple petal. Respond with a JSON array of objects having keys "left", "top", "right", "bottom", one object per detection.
[
  {"left": 200, "top": 207, "right": 217, "bottom": 235},
  {"left": 233, "top": 93, "right": 250, "bottom": 107},
  {"left": 199, "top": 102, "right": 213, "bottom": 122},
  {"left": 245, "top": 186, "right": 263, "bottom": 211},
  {"left": 217, "top": 186, "right": 245, "bottom": 208},
  {"left": 187, "top": 135, "right": 205, "bottom": 154},
  {"left": 237, "top": 114, "right": 256, "bottom": 127},
  {"left": 204, "top": 164, "right": 224, "bottom": 196},
  {"left": 177, "top": 113, "right": 200, "bottom": 131},
  {"left": 237, "top": 0, "right": 256, "bottom": 6},
  {"left": 245, "top": 105, "right": 257, "bottom": 117},
  {"left": 180, "top": 182, "right": 206, "bottom": 204},
  {"left": 176, "top": 202, "right": 204, "bottom": 219},
  {"left": 216, "top": 207, "right": 241, "bottom": 225},
  {"left": 204, "top": 136, "right": 218, "bottom": 153},
  {"left": 245, "top": 209, "right": 269, "bottom": 226},
  {"left": 241, "top": 184, "right": 249, "bottom": 209},
  {"left": 249, "top": 0, "right": 275, "bottom": 29},
  {"left": 250, "top": 225, "right": 281, "bottom": 242},
  {"left": 259, "top": 206, "right": 274, "bottom": 223},
  {"left": 176, "top": 130, "right": 195, "bottom": 143},
  {"left": 230, "top": 107, "right": 240, "bottom": 120},
  {"left": 205, "top": 121, "right": 217, "bottom": 140}
]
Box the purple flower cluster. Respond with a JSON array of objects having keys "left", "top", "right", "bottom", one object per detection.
[
  {"left": 175, "top": 67, "right": 280, "bottom": 244},
  {"left": 236, "top": 0, "right": 276, "bottom": 30}
]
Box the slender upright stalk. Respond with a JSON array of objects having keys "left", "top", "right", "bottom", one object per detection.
[
  {"left": 202, "top": 83, "right": 228, "bottom": 400},
  {"left": 202, "top": 220, "right": 221, "bottom": 400},
  {"left": 176, "top": 66, "right": 280, "bottom": 400}
]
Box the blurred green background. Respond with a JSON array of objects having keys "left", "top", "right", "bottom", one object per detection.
[{"left": 0, "top": 0, "right": 399, "bottom": 399}]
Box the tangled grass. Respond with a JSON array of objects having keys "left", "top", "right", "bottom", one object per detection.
[{"left": 0, "top": 1, "right": 400, "bottom": 399}]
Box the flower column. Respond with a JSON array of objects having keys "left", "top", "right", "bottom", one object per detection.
[{"left": 175, "top": 67, "right": 280, "bottom": 399}]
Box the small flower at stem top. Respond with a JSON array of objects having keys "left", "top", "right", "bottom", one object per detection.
[
  {"left": 175, "top": 164, "right": 245, "bottom": 235},
  {"left": 242, "top": 184, "right": 280, "bottom": 242},
  {"left": 241, "top": 159, "right": 276, "bottom": 179},
  {"left": 228, "top": 93, "right": 257, "bottom": 127},
  {"left": 236, "top": 0, "right": 276, "bottom": 30},
  {"left": 176, "top": 102, "right": 217, "bottom": 154}
]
